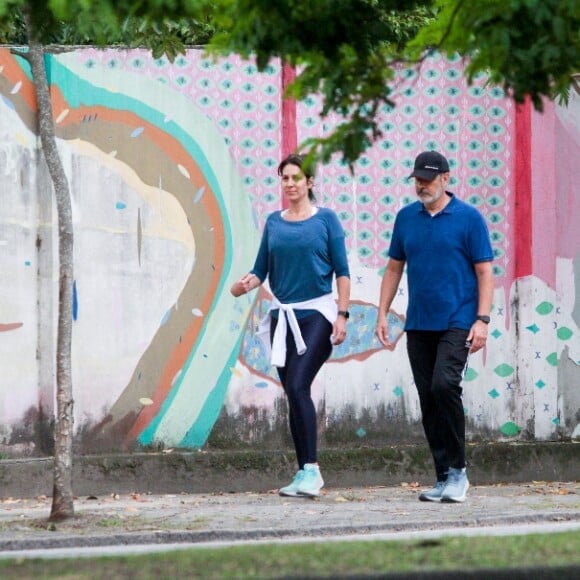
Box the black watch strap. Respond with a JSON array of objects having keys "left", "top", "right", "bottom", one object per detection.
[
  {"left": 337, "top": 310, "right": 350, "bottom": 319},
  {"left": 476, "top": 315, "right": 490, "bottom": 324}
]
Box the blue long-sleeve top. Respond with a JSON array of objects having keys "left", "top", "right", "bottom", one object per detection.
[{"left": 250, "top": 207, "right": 350, "bottom": 305}]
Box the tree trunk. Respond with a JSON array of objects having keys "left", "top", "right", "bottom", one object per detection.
[{"left": 23, "top": 11, "right": 75, "bottom": 521}]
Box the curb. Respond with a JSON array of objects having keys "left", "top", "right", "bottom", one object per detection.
[
  {"left": 1, "top": 442, "right": 578, "bottom": 498},
  {"left": 1, "top": 511, "right": 579, "bottom": 552}
]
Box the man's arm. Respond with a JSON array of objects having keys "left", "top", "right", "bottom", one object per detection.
[
  {"left": 375, "top": 258, "right": 405, "bottom": 347},
  {"left": 467, "top": 260, "right": 494, "bottom": 352}
]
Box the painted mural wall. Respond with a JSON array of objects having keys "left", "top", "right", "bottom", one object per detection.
[{"left": 0, "top": 48, "right": 578, "bottom": 457}]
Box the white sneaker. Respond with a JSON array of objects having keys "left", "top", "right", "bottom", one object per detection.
[
  {"left": 296, "top": 463, "right": 324, "bottom": 497},
  {"left": 441, "top": 467, "right": 469, "bottom": 503},
  {"left": 279, "top": 470, "right": 305, "bottom": 497}
]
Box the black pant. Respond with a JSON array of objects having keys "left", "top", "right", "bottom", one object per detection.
[
  {"left": 271, "top": 312, "right": 333, "bottom": 469},
  {"left": 406, "top": 328, "right": 470, "bottom": 481}
]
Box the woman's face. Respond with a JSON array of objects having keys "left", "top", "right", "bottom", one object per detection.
[{"left": 281, "top": 163, "right": 313, "bottom": 203}]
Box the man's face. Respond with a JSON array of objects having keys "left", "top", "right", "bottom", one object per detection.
[{"left": 414, "top": 173, "right": 449, "bottom": 207}]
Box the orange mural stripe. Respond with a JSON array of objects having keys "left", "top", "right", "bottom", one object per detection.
[{"left": 0, "top": 49, "right": 37, "bottom": 111}]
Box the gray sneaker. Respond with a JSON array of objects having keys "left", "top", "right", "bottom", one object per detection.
[
  {"left": 419, "top": 480, "right": 447, "bottom": 502},
  {"left": 441, "top": 467, "right": 469, "bottom": 503}
]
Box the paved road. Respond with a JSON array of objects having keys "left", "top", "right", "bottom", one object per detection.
[{"left": 0, "top": 480, "right": 578, "bottom": 557}]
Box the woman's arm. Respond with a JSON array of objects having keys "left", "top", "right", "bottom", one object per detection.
[{"left": 332, "top": 274, "right": 351, "bottom": 345}]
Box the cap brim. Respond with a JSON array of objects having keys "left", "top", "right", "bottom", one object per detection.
[{"left": 408, "top": 169, "right": 440, "bottom": 180}]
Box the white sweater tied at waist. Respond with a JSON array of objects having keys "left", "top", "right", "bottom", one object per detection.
[{"left": 256, "top": 293, "right": 337, "bottom": 367}]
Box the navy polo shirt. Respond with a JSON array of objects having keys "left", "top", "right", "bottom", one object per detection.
[{"left": 388, "top": 193, "right": 493, "bottom": 331}]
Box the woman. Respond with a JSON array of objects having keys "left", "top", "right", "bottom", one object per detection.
[{"left": 231, "top": 154, "right": 351, "bottom": 497}]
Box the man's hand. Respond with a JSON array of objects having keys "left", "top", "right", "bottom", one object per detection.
[
  {"left": 376, "top": 316, "right": 391, "bottom": 348},
  {"left": 466, "top": 320, "right": 488, "bottom": 353}
]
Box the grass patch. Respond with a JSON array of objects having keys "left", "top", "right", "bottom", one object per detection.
[{"left": 0, "top": 530, "right": 578, "bottom": 578}]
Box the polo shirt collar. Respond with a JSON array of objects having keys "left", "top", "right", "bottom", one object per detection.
[{"left": 418, "top": 192, "right": 456, "bottom": 215}]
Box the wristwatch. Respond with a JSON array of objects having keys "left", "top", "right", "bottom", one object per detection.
[
  {"left": 337, "top": 310, "right": 350, "bottom": 319},
  {"left": 476, "top": 315, "right": 490, "bottom": 324}
]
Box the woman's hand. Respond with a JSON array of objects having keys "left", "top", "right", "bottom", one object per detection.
[
  {"left": 331, "top": 315, "right": 347, "bottom": 346},
  {"left": 230, "top": 273, "right": 259, "bottom": 297}
]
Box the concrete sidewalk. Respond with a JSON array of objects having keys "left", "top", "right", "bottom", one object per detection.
[{"left": 0, "top": 481, "right": 578, "bottom": 553}]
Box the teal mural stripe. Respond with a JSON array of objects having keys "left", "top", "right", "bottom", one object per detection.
[
  {"left": 178, "top": 334, "right": 246, "bottom": 448},
  {"left": 139, "top": 335, "right": 244, "bottom": 447}
]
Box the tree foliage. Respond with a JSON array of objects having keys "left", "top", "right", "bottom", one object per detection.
[
  {"left": 209, "top": 0, "right": 437, "bottom": 166},
  {"left": 408, "top": 0, "right": 580, "bottom": 111},
  {"left": 1, "top": 0, "right": 579, "bottom": 165},
  {"left": 0, "top": 2, "right": 215, "bottom": 59}
]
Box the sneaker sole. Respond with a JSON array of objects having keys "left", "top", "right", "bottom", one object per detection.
[
  {"left": 441, "top": 495, "right": 466, "bottom": 503},
  {"left": 419, "top": 494, "right": 442, "bottom": 503},
  {"left": 296, "top": 486, "right": 324, "bottom": 497},
  {"left": 279, "top": 490, "right": 300, "bottom": 497}
]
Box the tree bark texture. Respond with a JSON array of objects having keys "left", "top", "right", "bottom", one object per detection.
[{"left": 24, "top": 8, "right": 75, "bottom": 521}]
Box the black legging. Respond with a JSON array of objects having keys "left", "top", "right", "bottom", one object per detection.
[{"left": 271, "top": 311, "right": 333, "bottom": 469}]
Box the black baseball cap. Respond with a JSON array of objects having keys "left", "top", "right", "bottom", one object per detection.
[{"left": 408, "top": 151, "right": 450, "bottom": 180}]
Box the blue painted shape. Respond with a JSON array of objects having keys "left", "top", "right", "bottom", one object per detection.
[
  {"left": 72, "top": 279, "right": 78, "bottom": 321},
  {"left": 240, "top": 302, "right": 406, "bottom": 376},
  {"left": 160, "top": 308, "right": 172, "bottom": 326},
  {"left": 194, "top": 186, "right": 205, "bottom": 203},
  {"left": 131, "top": 127, "right": 145, "bottom": 138},
  {"left": 1, "top": 95, "right": 15, "bottom": 110},
  {"left": 116, "top": 201, "right": 127, "bottom": 210}
]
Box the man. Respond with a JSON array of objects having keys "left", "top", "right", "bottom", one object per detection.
[{"left": 376, "top": 151, "right": 494, "bottom": 503}]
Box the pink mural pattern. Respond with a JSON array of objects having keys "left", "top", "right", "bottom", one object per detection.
[{"left": 298, "top": 53, "right": 514, "bottom": 282}]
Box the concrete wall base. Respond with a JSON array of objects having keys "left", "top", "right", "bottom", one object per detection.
[{"left": 1, "top": 442, "right": 577, "bottom": 499}]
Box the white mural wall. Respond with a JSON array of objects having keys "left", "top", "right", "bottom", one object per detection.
[{"left": 0, "top": 48, "right": 578, "bottom": 457}]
